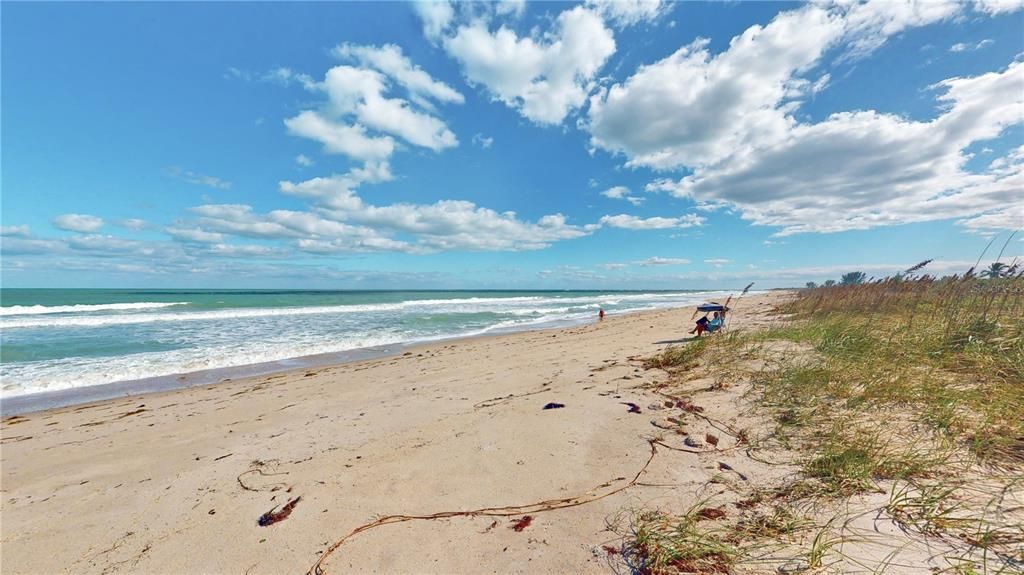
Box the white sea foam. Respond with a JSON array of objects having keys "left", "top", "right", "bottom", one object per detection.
[
  {"left": 0, "top": 302, "right": 189, "bottom": 316},
  {"left": 0, "top": 290, "right": 746, "bottom": 398},
  {"left": 0, "top": 333, "right": 410, "bottom": 397},
  {"left": 0, "top": 292, "right": 721, "bottom": 330}
]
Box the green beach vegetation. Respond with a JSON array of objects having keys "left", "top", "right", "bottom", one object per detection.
[{"left": 625, "top": 263, "right": 1023, "bottom": 574}]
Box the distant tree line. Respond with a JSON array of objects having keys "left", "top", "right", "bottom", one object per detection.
[{"left": 804, "top": 261, "right": 1015, "bottom": 289}]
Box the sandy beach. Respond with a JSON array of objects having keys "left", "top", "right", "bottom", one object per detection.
[{"left": 1, "top": 293, "right": 786, "bottom": 574}]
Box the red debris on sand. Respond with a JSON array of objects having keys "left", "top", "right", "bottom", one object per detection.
[
  {"left": 697, "top": 507, "right": 726, "bottom": 520},
  {"left": 602, "top": 545, "right": 620, "bottom": 556},
  {"left": 258, "top": 496, "right": 301, "bottom": 527},
  {"left": 677, "top": 400, "right": 704, "bottom": 413},
  {"left": 510, "top": 516, "right": 533, "bottom": 531},
  {"left": 705, "top": 433, "right": 719, "bottom": 447}
]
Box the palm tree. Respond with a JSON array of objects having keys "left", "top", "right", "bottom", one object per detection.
[
  {"left": 981, "top": 262, "right": 1008, "bottom": 278},
  {"left": 805, "top": 281, "right": 818, "bottom": 289}
]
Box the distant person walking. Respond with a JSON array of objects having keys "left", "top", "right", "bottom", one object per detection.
[{"left": 598, "top": 308, "right": 605, "bottom": 321}]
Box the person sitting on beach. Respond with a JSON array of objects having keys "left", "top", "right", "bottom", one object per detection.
[
  {"left": 705, "top": 311, "right": 724, "bottom": 332},
  {"left": 690, "top": 315, "right": 709, "bottom": 335}
]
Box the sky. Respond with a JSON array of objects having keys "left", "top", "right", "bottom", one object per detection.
[{"left": 1, "top": 0, "right": 1022, "bottom": 290}]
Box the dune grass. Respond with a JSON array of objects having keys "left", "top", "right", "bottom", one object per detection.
[
  {"left": 624, "top": 270, "right": 1023, "bottom": 573},
  {"left": 610, "top": 505, "right": 742, "bottom": 575}
]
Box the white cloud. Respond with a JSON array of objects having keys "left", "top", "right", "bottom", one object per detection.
[
  {"left": 53, "top": 214, "right": 104, "bottom": 233},
  {"left": 278, "top": 163, "right": 393, "bottom": 210},
  {"left": 586, "top": 2, "right": 1023, "bottom": 236},
  {"left": 189, "top": 167, "right": 598, "bottom": 255},
  {"left": 495, "top": 0, "right": 526, "bottom": 18},
  {"left": 191, "top": 204, "right": 303, "bottom": 240},
  {"left": 601, "top": 185, "right": 644, "bottom": 205},
  {"left": 444, "top": 5, "right": 616, "bottom": 124},
  {"left": 704, "top": 258, "right": 731, "bottom": 267},
  {"left": 588, "top": 6, "right": 844, "bottom": 170},
  {"left": 639, "top": 257, "right": 690, "bottom": 266},
  {"left": 588, "top": 2, "right": 967, "bottom": 171},
  {"left": 972, "top": 0, "right": 1024, "bottom": 15},
  {"left": 412, "top": 0, "right": 455, "bottom": 41},
  {"left": 166, "top": 227, "right": 225, "bottom": 244},
  {"left": 116, "top": 218, "right": 148, "bottom": 231},
  {"left": 601, "top": 185, "right": 629, "bottom": 199},
  {"left": 950, "top": 39, "right": 994, "bottom": 52},
  {"left": 332, "top": 43, "right": 464, "bottom": 105},
  {"left": 838, "top": 0, "right": 961, "bottom": 62},
  {"left": 164, "top": 167, "right": 232, "bottom": 190},
  {"left": 261, "top": 67, "right": 319, "bottom": 90},
  {"left": 599, "top": 256, "right": 691, "bottom": 269},
  {"left": 585, "top": 0, "right": 669, "bottom": 26},
  {"left": 651, "top": 61, "right": 1024, "bottom": 235},
  {"left": 295, "top": 154, "right": 314, "bottom": 167},
  {"left": 1, "top": 236, "right": 71, "bottom": 256},
  {"left": 598, "top": 213, "right": 704, "bottom": 229},
  {"left": 203, "top": 244, "right": 288, "bottom": 258},
  {"left": 1, "top": 225, "right": 31, "bottom": 237},
  {"left": 285, "top": 111, "right": 395, "bottom": 162},
  {"left": 286, "top": 63, "right": 458, "bottom": 159},
  {"left": 472, "top": 133, "right": 494, "bottom": 148}
]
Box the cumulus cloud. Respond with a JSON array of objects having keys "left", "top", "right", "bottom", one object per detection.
[
  {"left": 587, "top": 2, "right": 970, "bottom": 170},
  {"left": 599, "top": 213, "right": 704, "bottom": 229},
  {"left": 601, "top": 186, "right": 629, "bottom": 199},
  {"left": 295, "top": 154, "right": 314, "bottom": 167},
  {"left": 412, "top": 0, "right": 455, "bottom": 41},
  {"left": 601, "top": 186, "right": 644, "bottom": 205},
  {"left": 588, "top": 6, "right": 844, "bottom": 169},
  {"left": 838, "top": 0, "right": 961, "bottom": 62},
  {"left": 585, "top": 0, "right": 669, "bottom": 26},
  {"left": 586, "top": 2, "right": 1023, "bottom": 236},
  {"left": 704, "top": 258, "right": 731, "bottom": 267},
  {"left": 443, "top": 5, "right": 615, "bottom": 124},
  {"left": 285, "top": 173, "right": 595, "bottom": 251},
  {"left": 285, "top": 59, "right": 459, "bottom": 160},
  {"left": 53, "top": 214, "right": 104, "bottom": 233},
  {"left": 650, "top": 61, "right": 1024, "bottom": 235},
  {"left": 472, "top": 133, "right": 494, "bottom": 148},
  {"left": 495, "top": 0, "right": 526, "bottom": 18},
  {"left": 972, "top": 0, "right": 1024, "bottom": 15},
  {"left": 332, "top": 43, "right": 464, "bottom": 105},
  {"left": 189, "top": 191, "right": 594, "bottom": 254},
  {"left": 285, "top": 111, "right": 395, "bottom": 162}
]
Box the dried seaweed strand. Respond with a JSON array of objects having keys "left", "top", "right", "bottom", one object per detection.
[{"left": 307, "top": 440, "right": 659, "bottom": 575}]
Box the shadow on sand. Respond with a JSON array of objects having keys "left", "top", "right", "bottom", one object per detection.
[{"left": 654, "top": 336, "right": 701, "bottom": 344}]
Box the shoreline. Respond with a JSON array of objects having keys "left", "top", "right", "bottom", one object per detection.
[
  {"left": 1, "top": 290, "right": 750, "bottom": 416},
  {"left": 0, "top": 292, "right": 786, "bottom": 575},
  {"left": 1, "top": 307, "right": 641, "bottom": 417}
]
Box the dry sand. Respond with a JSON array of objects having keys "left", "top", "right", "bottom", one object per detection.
[{"left": 2, "top": 294, "right": 791, "bottom": 574}]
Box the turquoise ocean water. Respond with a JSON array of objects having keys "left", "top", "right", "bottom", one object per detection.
[{"left": 0, "top": 288, "right": 733, "bottom": 398}]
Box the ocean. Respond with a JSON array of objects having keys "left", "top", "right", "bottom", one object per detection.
[{"left": 0, "top": 288, "right": 734, "bottom": 401}]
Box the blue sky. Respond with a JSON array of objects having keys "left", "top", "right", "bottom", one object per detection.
[{"left": 2, "top": 0, "right": 1022, "bottom": 289}]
